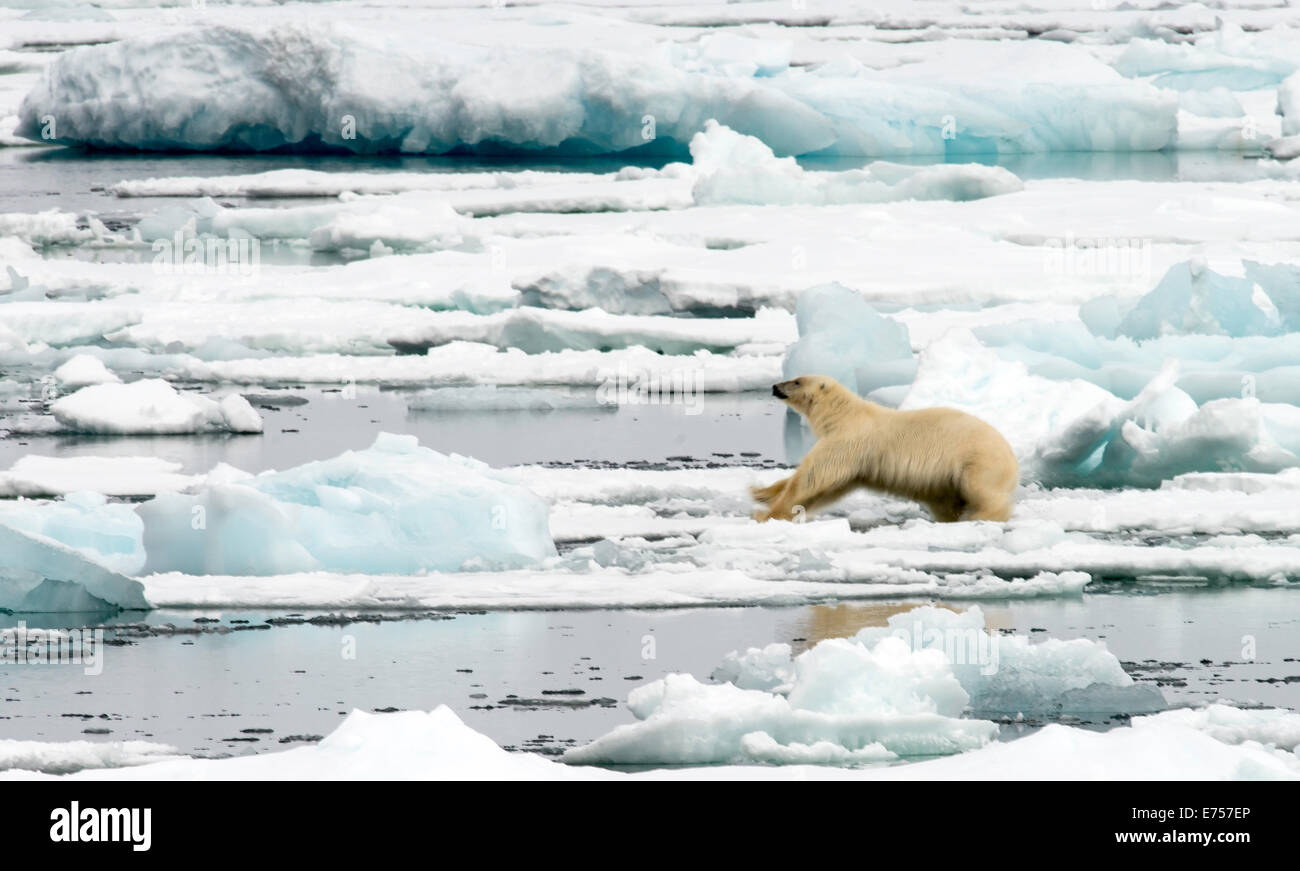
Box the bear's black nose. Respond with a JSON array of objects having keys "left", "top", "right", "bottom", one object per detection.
[{"left": 772, "top": 385, "right": 786, "bottom": 399}]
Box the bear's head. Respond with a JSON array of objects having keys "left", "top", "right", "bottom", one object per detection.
[{"left": 771, "top": 374, "right": 849, "bottom": 420}]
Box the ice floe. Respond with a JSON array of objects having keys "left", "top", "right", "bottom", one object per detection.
[
  {"left": 566, "top": 604, "right": 1161, "bottom": 766},
  {"left": 0, "top": 491, "right": 142, "bottom": 576},
  {"left": 0, "top": 455, "right": 198, "bottom": 498},
  {"left": 50, "top": 379, "right": 263, "bottom": 435},
  {"left": 136, "top": 432, "right": 556, "bottom": 575},
  {"left": 138, "top": 566, "right": 1089, "bottom": 612},
  {"left": 52, "top": 353, "right": 120, "bottom": 389},
  {"left": 0, "top": 522, "right": 147, "bottom": 612},
  {"left": 688, "top": 120, "right": 1022, "bottom": 205}
]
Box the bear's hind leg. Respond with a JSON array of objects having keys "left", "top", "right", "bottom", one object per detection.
[
  {"left": 957, "top": 461, "right": 1017, "bottom": 522},
  {"left": 924, "top": 497, "right": 964, "bottom": 523},
  {"left": 960, "top": 497, "right": 1013, "bottom": 522}
]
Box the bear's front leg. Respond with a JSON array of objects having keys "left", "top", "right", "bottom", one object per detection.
[
  {"left": 758, "top": 442, "right": 857, "bottom": 523},
  {"left": 750, "top": 476, "right": 791, "bottom": 505}
]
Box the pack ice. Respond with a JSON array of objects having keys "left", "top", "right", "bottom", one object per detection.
[{"left": 136, "top": 433, "right": 556, "bottom": 575}]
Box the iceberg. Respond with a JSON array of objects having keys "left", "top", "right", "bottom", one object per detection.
[
  {"left": 135, "top": 433, "right": 556, "bottom": 575},
  {"left": 0, "top": 492, "right": 143, "bottom": 576},
  {"left": 782, "top": 283, "right": 916, "bottom": 398},
  {"left": 17, "top": 22, "right": 1177, "bottom": 157},
  {"left": 1113, "top": 24, "right": 1299, "bottom": 92},
  {"left": 0, "top": 522, "right": 148, "bottom": 612},
  {"left": 1114, "top": 259, "right": 1291, "bottom": 340},
  {"left": 50, "top": 379, "right": 263, "bottom": 435}
]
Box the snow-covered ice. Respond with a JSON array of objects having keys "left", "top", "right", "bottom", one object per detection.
[
  {"left": 688, "top": 121, "right": 1023, "bottom": 205},
  {"left": 0, "top": 455, "right": 197, "bottom": 498},
  {"left": 52, "top": 353, "right": 120, "bottom": 389},
  {"left": 50, "top": 379, "right": 263, "bottom": 435},
  {"left": 6, "top": 701, "right": 1296, "bottom": 781},
  {"left": 0, "top": 738, "right": 184, "bottom": 775}
]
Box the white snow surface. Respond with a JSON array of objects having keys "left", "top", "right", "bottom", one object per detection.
[
  {"left": 0, "top": 455, "right": 197, "bottom": 498},
  {"left": 6, "top": 703, "right": 1296, "bottom": 781}
]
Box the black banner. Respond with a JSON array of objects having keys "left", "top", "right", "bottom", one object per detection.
[{"left": 7, "top": 781, "right": 1290, "bottom": 856}]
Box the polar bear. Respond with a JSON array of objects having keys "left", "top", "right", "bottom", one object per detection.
[{"left": 752, "top": 375, "right": 1018, "bottom": 523}]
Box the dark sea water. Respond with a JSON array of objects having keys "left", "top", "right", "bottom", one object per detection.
[{"left": 0, "top": 145, "right": 1276, "bottom": 216}]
